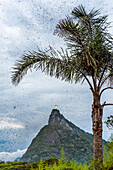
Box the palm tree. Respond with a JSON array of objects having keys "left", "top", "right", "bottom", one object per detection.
[{"left": 11, "top": 5, "right": 113, "bottom": 162}]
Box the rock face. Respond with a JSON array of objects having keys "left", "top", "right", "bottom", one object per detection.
[
  {"left": 48, "top": 109, "right": 85, "bottom": 132},
  {"left": 48, "top": 109, "right": 72, "bottom": 130},
  {"left": 48, "top": 109, "right": 61, "bottom": 124},
  {"left": 21, "top": 109, "right": 107, "bottom": 164}
]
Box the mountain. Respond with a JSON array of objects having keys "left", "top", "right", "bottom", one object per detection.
[
  {"left": 14, "top": 157, "right": 21, "bottom": 161},
  {"left": 20, "top": 109, "right": 107, "bottom": 164}
]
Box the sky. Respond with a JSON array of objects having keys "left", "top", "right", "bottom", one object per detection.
[{"left": 0, "top": 0, "right": 113, "bottom": 161}]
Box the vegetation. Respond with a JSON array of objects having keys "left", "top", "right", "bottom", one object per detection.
[
  {"left": 105, "top": 115, "right": 113, "bottom": 129},
  {"left": 103, "top": 136, "right": 113, "bottom": 169},
  {"left": 21, "top": 124, "right": 93, "bottom": 164},
  {"left": 1, "top": 139, "right": 113, "bottom": 170},
  {"left": 0, "top": 159, "right": 91, "bottom": 170},
  {"left": 11, "top": 4, "right": 113, "bottom": 165}
]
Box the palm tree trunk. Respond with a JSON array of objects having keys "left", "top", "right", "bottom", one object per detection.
[{"left": 92, "top": 94, "right": 103, "bottom": 162}]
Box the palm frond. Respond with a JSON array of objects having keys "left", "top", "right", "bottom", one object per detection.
[
  {"left": 11, "top": 47, "right": 77, "bottom": 85},
  {"left": 54, "top": 16, "right": 75, "bottom": 37},
  {"left": 107, "top": 69, "right": 113, "bottom": 87},
  {"left": 11, "top": 46, "right": 94, "bottom": 92},
  {"left": 88, "top": 8, "right": 100, "bottom": 18},
  {"left": 72, "top": 5, "right": 87, "bottom": 19}
]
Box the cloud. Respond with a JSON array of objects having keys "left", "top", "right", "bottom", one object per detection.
[
  {"left": 5, "top": 26, "right": 21, "bottom": 39},
  {"left": 0, "top": 117, "right": 24, "bottom": 130},
  {"left": 0, "top": 149, "right": 27, "bottom": 161}
]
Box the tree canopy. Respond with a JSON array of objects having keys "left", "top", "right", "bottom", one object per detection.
[{"left": 11, "top": 5, "right": 113, "bottom": 94}]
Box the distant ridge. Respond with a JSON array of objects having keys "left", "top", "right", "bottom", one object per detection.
[{"left": 21, "top": 109, "right": 107, "bottom": 164}]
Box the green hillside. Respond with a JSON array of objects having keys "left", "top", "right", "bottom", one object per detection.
[{"left": 21, "top": 109, "right": 107, "bottom": 164}]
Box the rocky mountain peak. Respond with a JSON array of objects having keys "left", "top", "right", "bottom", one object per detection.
[
  {"left": 48, "top": 109, "right": 73, "bottom": 130},
  {"left": 48, "top": 109, "right": 62, "bottom": 124}
]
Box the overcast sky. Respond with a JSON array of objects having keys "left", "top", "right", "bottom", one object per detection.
[{"left": 0, "top": 0, "right": 113, "bottom": 161}]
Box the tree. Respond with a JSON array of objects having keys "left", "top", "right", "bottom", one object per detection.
[
  {"left": 11, "top": 5, "right": 113, "bottom": 163},
  {"left": 59, "top": 148, "right": 66, "bottom": 162}
]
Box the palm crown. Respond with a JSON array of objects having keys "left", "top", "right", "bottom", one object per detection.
[{"left": 11, "top": 5, "right": 113, "bottom": 94}]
